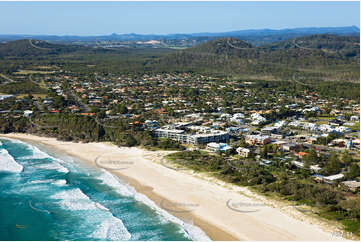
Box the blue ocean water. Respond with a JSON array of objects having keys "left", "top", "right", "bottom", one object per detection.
[{"left": 0, "top": 138, "right": 209, "bottom": 241}]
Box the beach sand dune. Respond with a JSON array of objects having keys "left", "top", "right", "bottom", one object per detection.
[{"left": 0, "top": 133, "right": 353, "bottom": 241}]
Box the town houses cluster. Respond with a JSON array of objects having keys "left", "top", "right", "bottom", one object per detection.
[{"left": 1, "top": 70, "right": 359, "bottom": 190}]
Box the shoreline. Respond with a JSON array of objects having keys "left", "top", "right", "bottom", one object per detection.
[
  {"left": 2, "top": 134, "right": 236, "bottom": 241},
  {"left": 0, "top": 133, "right": 353, "bottom": 241},
  {"left": 116, "top": 172, "right": 239, "bottom": 241}
]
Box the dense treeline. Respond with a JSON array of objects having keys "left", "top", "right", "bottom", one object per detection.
[
  {"left": 0, "top": 39, "right": 111, "bottom": 58},
  {"left": 315, "top": 82, "right": 360, "bottom": 100},
  {"left": 0, "top": 114, "right": 184, "bottom": 150},
  {"left": 151, "top": 35, "right": 360, "bottom": 82},
  {"left": 249, "top": 80, "right": 360, "bottom": 100},
  {"left": 0, "top": 81, "right": 47, "bottom": 94},
  {"left": 269, "top": 34, "right": 360, "bottom": 54},
  {"left": 0, "top": 39, "right": 174, "bottom": 76}
]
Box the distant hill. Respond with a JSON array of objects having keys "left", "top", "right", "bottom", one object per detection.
[
  {"left": 0, "top": 38, "right": 176, "bottom": 76},
  {"left": 268, "top": 34, "right": 360, "bottom": 54},
  {"left": 0, "top": 39, "right": 136, "bottom": 58},
  {"left": 0, "top": 39, "right": 88, "bottom": 57},
  {"left": 0, "top": 34, "right": 358, "bottom": 83},
  {"left": 149, "top": 34, "right": 360, "bottom": 82},
  {"left": 0, "top": 26, "right": 359, "bottom": 47},
  {"left": 187, "top": 26, "right": 360, "bottom": 37},
  {"left": 187, "top": 38, "right": 254, "bottom": 55}
]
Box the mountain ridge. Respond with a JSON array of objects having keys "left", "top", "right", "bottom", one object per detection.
[
  {"left": 150, "top": 34, "right": 360, "bottom": 82},
  {"left": 0, "top": 34, "right": 359, "bottom": 82},
  {"left": 0, "top": 26, "right": 359, "bottom": 47}
]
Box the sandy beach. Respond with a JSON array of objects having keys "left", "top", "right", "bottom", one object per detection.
[{"left": 0, "top": 133, "right": 354, "bottom": 241}]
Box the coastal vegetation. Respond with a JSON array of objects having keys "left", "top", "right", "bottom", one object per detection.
[
  {"left": 0, "top": 114, "right": 184, "bottom": 151},
  {"left": 165, "top": 150, "right": 360, "bottom": 235},
  {"left": 0, "top": 81, "right": 47, "bottom": 94}
]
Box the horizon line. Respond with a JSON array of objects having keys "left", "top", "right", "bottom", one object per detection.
[{"left": 0, "top": 25, "right": 359, "bottom": 37}]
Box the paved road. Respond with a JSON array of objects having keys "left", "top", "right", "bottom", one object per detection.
[
  {"left": 0, "top": 73, "right": 15, "bottom": 85},
  {"left": 292, "top": 74, "right": 310, "bottom": 86},
  {"left": 300, "top": 142, "right": 359, "bottom": 156},
  {"left": 68, "top": 89, "right": 90, "bottom": 112}
]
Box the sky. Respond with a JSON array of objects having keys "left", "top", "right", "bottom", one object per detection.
[{"left": 0, "top": 1, "right": 359, "bottom": 35}]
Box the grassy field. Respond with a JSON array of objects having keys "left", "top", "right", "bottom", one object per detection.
[
  {"left": 316, "top": 120, "right": 330, "bottom": 125},
  {"left": 14, "top": 70, "right": 55, "bottom": 75},
  {"left": 318, "top": 116, "right": 335, "bottom": 120},
  {"left": 31, "top": 65, "right": 60, "bottom": 70},
  {"left": 16, "top": 93, "right": 47, "bottom": 99},
  {"left": 344, "top": 122, "right": 360, "bottom": 132}
]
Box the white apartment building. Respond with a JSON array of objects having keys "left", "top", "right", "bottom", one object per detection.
[{"left": 153, "top": 129, "right": 229, "bottom": 145}]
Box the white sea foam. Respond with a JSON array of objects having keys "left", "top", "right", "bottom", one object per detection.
[
  {"left": 51, "top": 188, "right": 130, "bottom": 240},
  {"left": 20, "top": 144, "right": 52, "bottom": 160},
  {"left": 29, "top": 179, "right": 67, "bottom": 186},
  {"left": 0, "top": 137, "right": 24, "bottom": 144},
  {"left": 52, "top": 179, "right": 67, "bottom": 186},
  {"left": 97, "top": 170, "right": 211, "bottom": 241},
  {"left": 0, "top": 148, "right": 23, "bottom": 173},
  {"left": 95, "top": 202, "right": 109, "bottom": 211},
  {"left": 21, "top": 142, "right": 75, "bottom": 174},
  {"left": 50, "top": 189, "right": 111, "bottom": 211},
  {"left": 91, "top": 217, "right": 131, "bottom": 241},
  {"left": 51, "top": 188, "right": 89, "bottom": 203},
  {"left": 183, "top": 222, "right": 211, "bottom": 241},
  {"left": 29, "top": 179, "right": 49, "bottom": 185},
  {"left": 97, "top": 172, "right": 134, "bottom": 196},
  {"left": 0, "top": 141, "right": 3, "bottom": 146},
  {"left": 1, "top": 138, "right": 72, "bottom": 174},
  {"left": 34, "top": 162, "right": 69, "bottom": 173}
]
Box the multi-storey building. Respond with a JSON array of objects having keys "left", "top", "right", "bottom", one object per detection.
[{"left": 153, "top": 129, "right": 229, "bottom": 145}]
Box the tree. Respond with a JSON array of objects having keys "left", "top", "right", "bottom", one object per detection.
[
  {"left": 113, "top": 103, "right": 128, "bottom": 114},
  {"left": 342, "top": 152, "right": 353, "bottom": 166},
  {"left": 323, "top": 152, "right": 342, "bottom": 175},
  {"left": 124, "top": 135, "right": 137, "bottom": 147},
  {"left": 303, "top": 148, "right": 318, "bottom": 169},
  {"left": 346, "top": 164, "right": 360, "bottom": 180},
  {"left": 303, "top": 157, "right": 312, "bottom": 169},
  {"left": 260, "top": 147, "right": 268, "bottom": 158}
]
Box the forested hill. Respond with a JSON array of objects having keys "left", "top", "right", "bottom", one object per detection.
[
  {"left": 0, "top": 39, "right": 118, "bottom": 57},
  {"left": 187, "top": 38, "right": 255, "bottom": 55},
  {"left": 150, "top": 34, "right": 360, "bottom": 82},
  {"left": 268, "top": 34, "right": 360, "bottom": 56},
  {"left": 0, "top": 35, "right": 359, "bottom": 82},
  {"left": 0, "top": 39, "right": 80, "bottom": 57}
]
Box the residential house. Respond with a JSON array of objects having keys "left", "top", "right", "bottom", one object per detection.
[
  {"left": 282, "top": 143, "right": 298, "bottom": 152},
  {"left": 323, "top": 174, "right": 344, "bottom": 184},
  {"left": 23, "top": 110, "right": 33, "bottom": 117},
  {"left": 350, "top": 116, "right": 359, "bottom": 122},
  {"left": 236, "top": 147, "right": 251, "bottom": 158},
  {"left": 245, "top": 135, "right": 271, "bottom": 145},
  {"left": 340, "top": 181, "right": 360, "bottom": 191},
  {"left": 207, "top": 142, "right": 232, "bottom": 153}
]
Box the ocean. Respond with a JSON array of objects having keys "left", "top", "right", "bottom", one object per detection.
[{"left": 0, "top": 138, "right": 210, "bottom": 241}]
